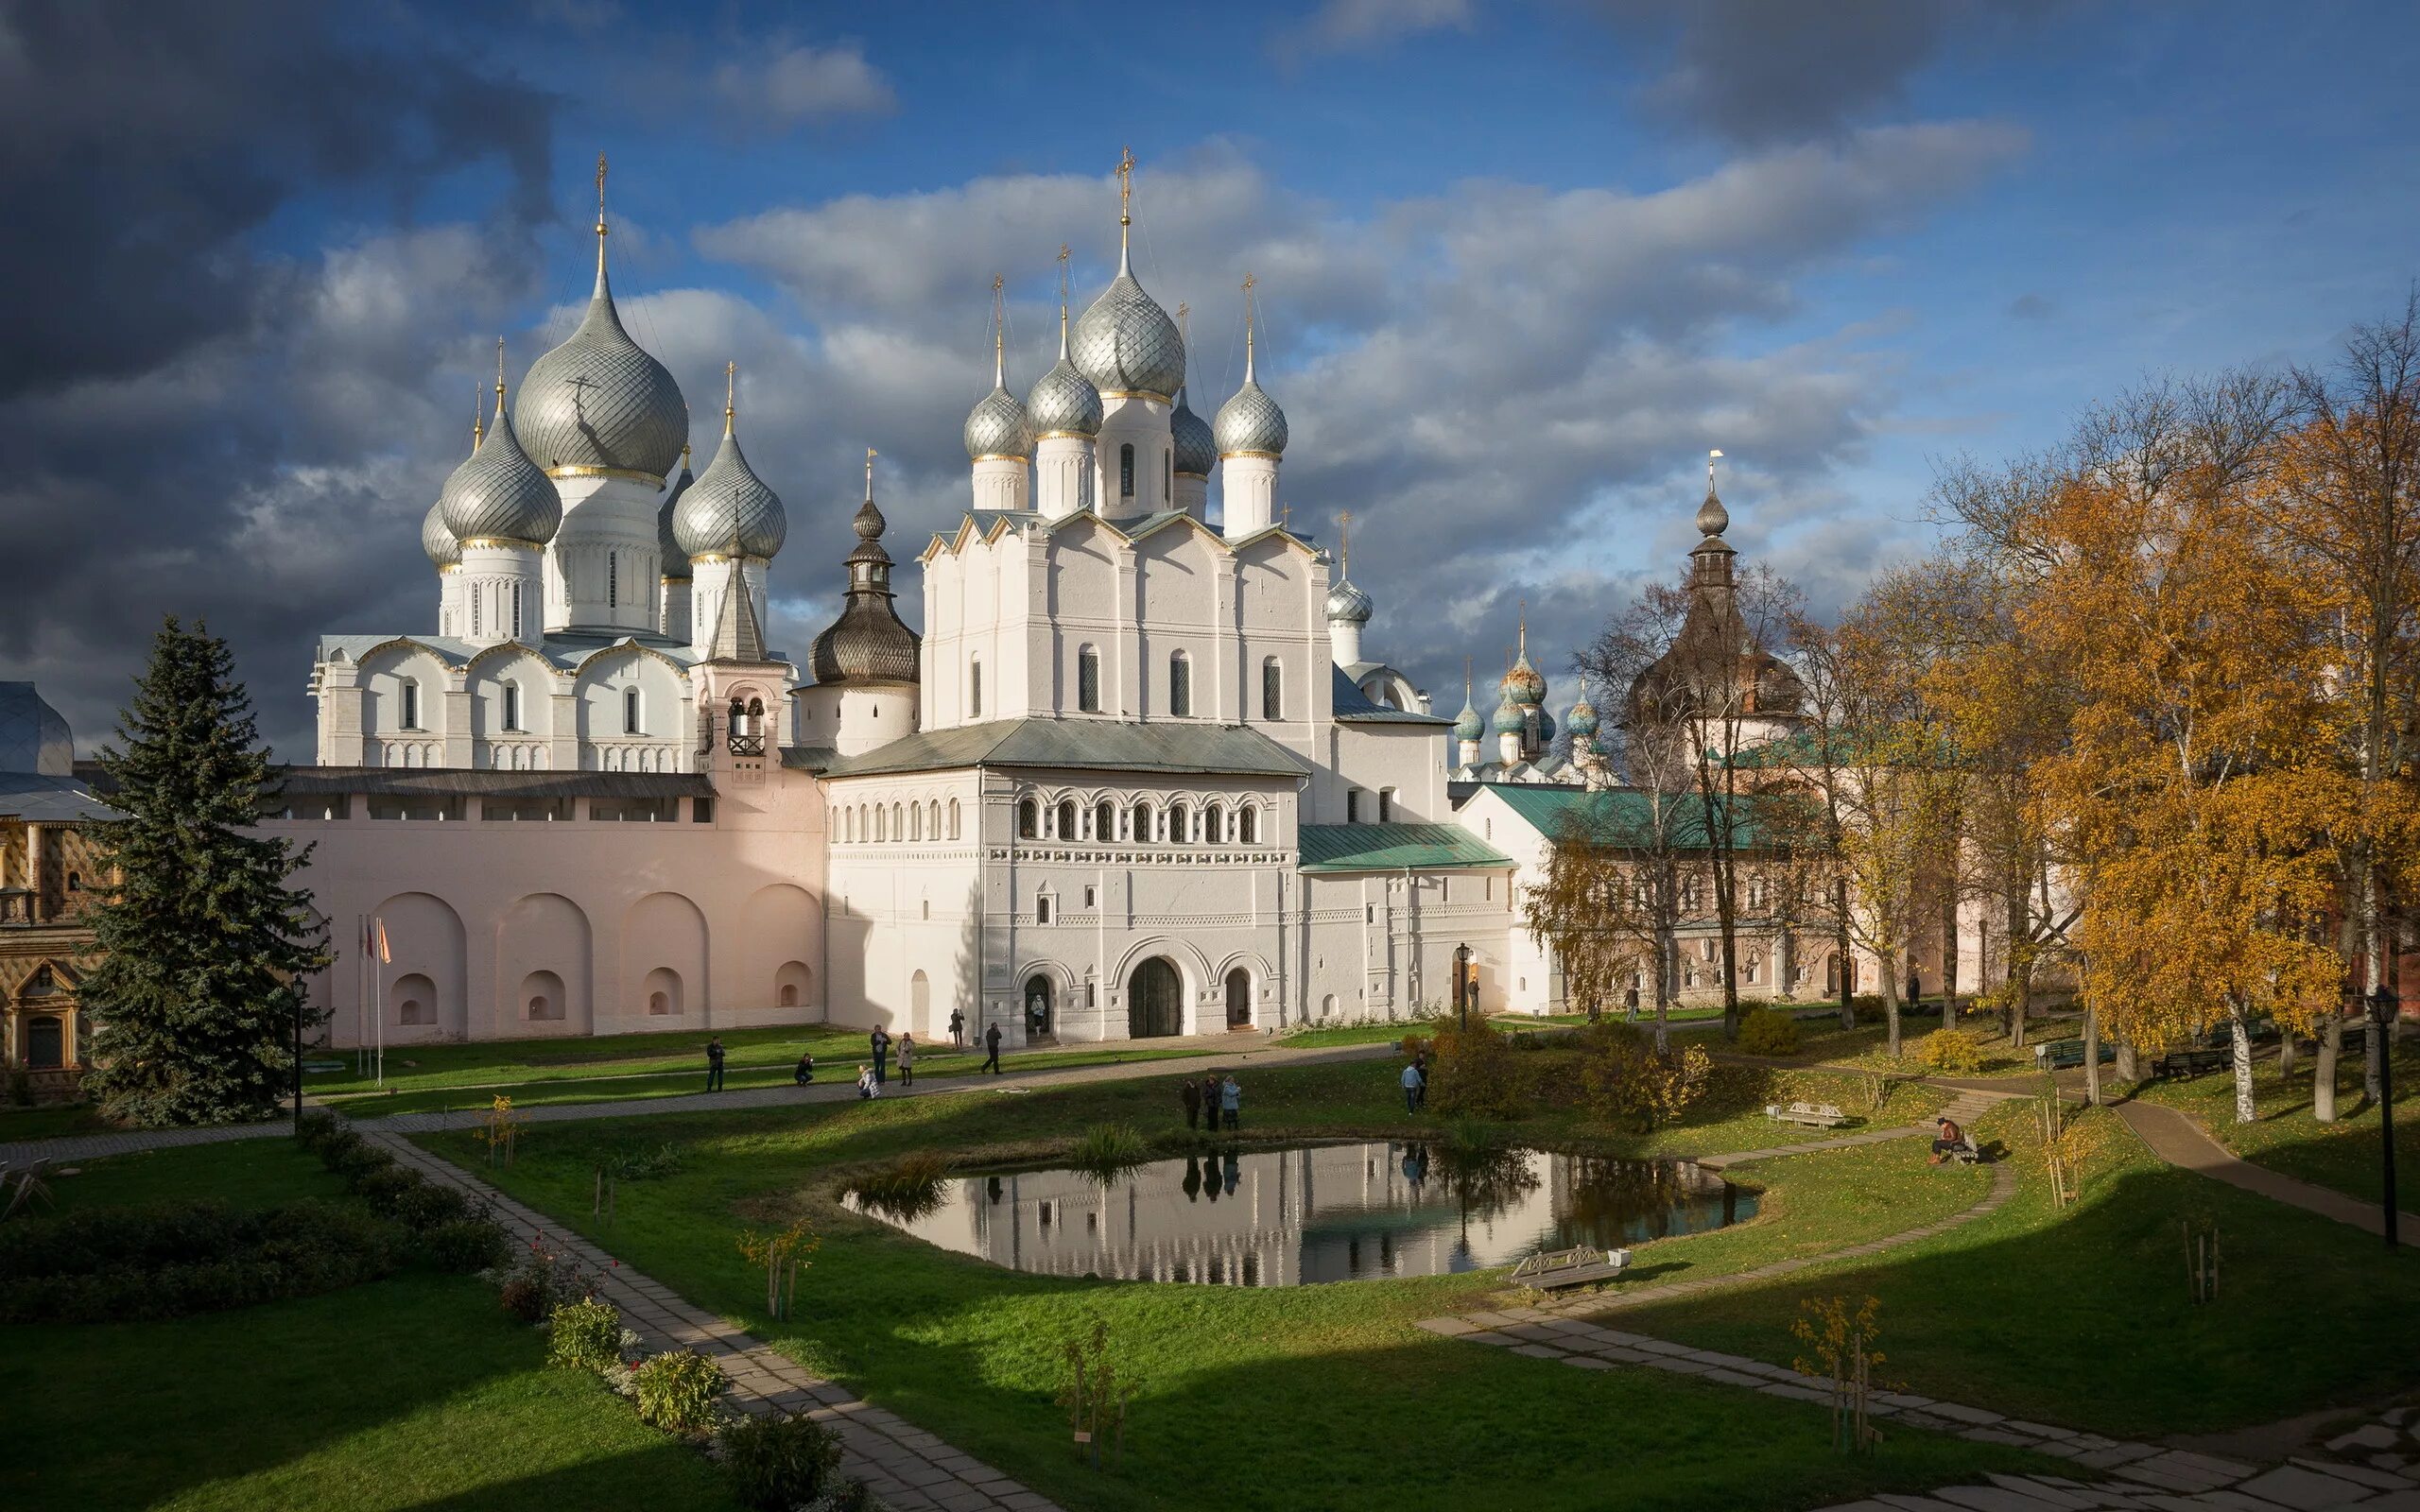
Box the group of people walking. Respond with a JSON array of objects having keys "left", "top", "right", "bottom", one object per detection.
[{"left": 710, "top": 1005, "right": 1014, "bottom": 1101}]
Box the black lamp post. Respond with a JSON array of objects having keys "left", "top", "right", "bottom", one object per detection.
[
  {"left": 2369, "top": 984, "right": 2399, "bottom": 1251},
  {"left": 1453, "top": 944, "right": 1472, "bottom": 1031}
]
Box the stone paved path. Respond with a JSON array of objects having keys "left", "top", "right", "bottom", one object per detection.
[
  {"left": 0, "top": 1038, "right": 1395, "bottom": 1164},
  {"left": 2111, "top": 1098, "right": 2419, "bottom": 1241},
  {"left": 373, "top": 1132, "right": 1064, "bottom": 1512}
]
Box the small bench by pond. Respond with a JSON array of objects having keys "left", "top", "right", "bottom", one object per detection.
[
  {"left": 1511, "top": 1246, "right": 1633, "bottom": 1293},
  {"left": 1765, "top": 1101, "right": 1852, "bottom": 1128}
]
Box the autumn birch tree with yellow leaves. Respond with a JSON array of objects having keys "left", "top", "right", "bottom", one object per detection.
[{"left": 2022, "top": 411, "right": 2346, "bottom": 1123}]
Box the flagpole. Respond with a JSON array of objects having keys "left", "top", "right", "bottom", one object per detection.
[{"left": 355, "top": 914, "right": 367, "bottom": 1077}]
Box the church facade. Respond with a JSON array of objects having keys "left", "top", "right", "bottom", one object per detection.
[{"left": 278, "top": 165, "right": 1536, "bottom": 1050}]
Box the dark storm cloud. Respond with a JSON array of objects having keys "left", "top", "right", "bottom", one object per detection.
[{"left": 0, "top": 0, "right": 556, "bottom": 757}]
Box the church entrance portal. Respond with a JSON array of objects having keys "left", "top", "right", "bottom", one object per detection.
[
  {"left": 1224, "top": 968, "right": 1253, "bottom": 1031},
  {"left": 1127, "top": 958, "right": 1182, "bottom": 1039},
  {"left": 1023, "top": 974, "right": 1056, "bottom": 1041}
]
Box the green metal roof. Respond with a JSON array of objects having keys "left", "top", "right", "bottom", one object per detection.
[
  {"left": 1478, "top": 783, "right": 1773, "bottom": 850},
  {"left": 1297, "top": 823, "right": 1513, "bottom": 873},
  {"left": 818, "top": 718, "right": 1310, "bottom": 780}
]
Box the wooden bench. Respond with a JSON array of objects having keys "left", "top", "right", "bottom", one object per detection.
[
  {"left": 1511, "top": 1246, "right": 1632, "bottom": 1293},
  {"left": 2152, "top": 1048, "right": 2227, "bottom": 1081},
  {"left": 1766, "top": 1101, "right": 1852, "bottom": 1128},
  {"left": 2033, "top": 1038, "right": 2116, "bottom": 1071},
  {"left": 1945, "top": 1134, "right": 1987, "bottom": 1165}
]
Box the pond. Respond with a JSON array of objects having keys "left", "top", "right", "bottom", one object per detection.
[{"left": 843, "top": 1141, "right": 1756, "bottom": 1286}]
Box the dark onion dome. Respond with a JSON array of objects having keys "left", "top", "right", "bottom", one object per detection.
[
  {"left": 1170, "top": 386, "right": 1217, "bottom": 476},
  {"left": 438, "top": 397, "right": 562, "bottom": 546},
  {"left": 809, "top": 485, "right": 921, "bottom": 684},
  {"left": 515, "top": 229, "right": 688, "bottom": 483},
  {"left": 1697, "top": 484, "right": 1730, "bottom": 537},
  {"left": 1071, "top": 256, "right": 1186, "bottom": 402},
  {"left": 657, "top": 446, "right": 694, "bottom": 580},
  {"left": 422, "top": 499, "right": 460, "bottom": 569},
  {"left": 673, "top": 394, "right": 786, "bottom": 561}
]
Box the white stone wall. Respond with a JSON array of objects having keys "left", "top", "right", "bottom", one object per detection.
[{"left": 546, "top": 474, "right": 664, "bottom": 635}]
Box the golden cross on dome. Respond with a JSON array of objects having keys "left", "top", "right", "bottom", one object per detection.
[
  {"left": 1116, "top": 146, "right": 1135, "bottom": 226},
  {"left": 596, "top": 153, "right": 609, "bottom": 233},
  {"left": 494, "top": 335, "right": 507, "bottom": 409},
  {"left": 1340, "top": 509, "right": 1352, "bottom": 576},
  {"left": 723, "top": 361, "right": 735, "bottom": 435},
  {"left": 991, "top": 274, "right": 1007, "bottom": 383}
]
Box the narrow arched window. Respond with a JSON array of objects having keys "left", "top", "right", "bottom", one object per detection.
[
  {"left": 625, "top": 687, "right": 643, "bottom": 735},
  {"left": 1119, "top": 442, "right": 1135, "bottom": 498},
  {"left": 1018, "top": 799, "right": 1038, "bottom": 839},
  {"left": 1055, "top": 799, "right": 1077, "bottom": 839},
  {"left": 1095, "top": 800, "right": 1115, "bottom": 840},
  {"left": 1165, "top": 449, "right": 1172, "bottom": 502},
  {"left": 970, "top": 657, "right": 983, "bottom": 718},
  {"left": 842, "top": 807, "right": 854, "bottom": 843},
  {"left": 1262, "top": 657, "right": 1283, "bottom": 721},
  {"left": 471, "top": 589, "right": 482, "bottom": 638},
  {"left": 948, "top": 799, "right": 961, "bottom": 839},
  {"left": 400, "top": 679, "right": 421, "bottom": 730},
  {"left": 1239, "top": 805, "right": 1257, "bottom": 844},
  {"left": 1204, "top": 803, "right": 1224, "bottom": 844},
  {"left": 910, "top": 804, "right": 923, "bottom": 841},
  {"left": 892, "top": 801, "right": 903, "bottom": 839},
  {"left": 1132, "top": 801, "right": 1152, "bottom": 842},
  {"left": 1078, "top": 644, "right": 1100, "bottom": 713},
  {"left": 1168, "top": 802, "right": 1189, "bottom": 843},
  {"left": 928, "top": 799, "right": 941, "bottom": 838},
  {"left": 876, "top": 805, "right": 888, "bottom": 842},
  {"left": 502, "top": 682, "right": 521, "bottom": 732},
  {"left": 1169, "top": 650, "right": 1191, "bottom": 717},
  {"left": 512, "top": 579, "right": 523, "bottom": 640},
  {"left": 608, "top": 551, "right": 618, "bottom": 610}
]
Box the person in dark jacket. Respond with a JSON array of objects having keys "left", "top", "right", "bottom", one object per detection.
[
  {"left": 982, "top": 1021, "right": 1004, "bottom": 1074},
  {"left": 870, "top": 1026, "right": 891, "bottom": 1085},
  {"left": 792, "top": 1052, "right": 815, "bottom": 1086},
  {"left": 948, "top": 1006, "right": 966, "bottom": 1049},
  {"left": 705, "top": 1038, "right": 726, "bottom": 1092},
  {"left": 1181, "top": 1077, "right": 1202, "bottom": 1129}
]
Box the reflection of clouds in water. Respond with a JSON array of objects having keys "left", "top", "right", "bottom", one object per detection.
[{"left": 844, "top": 1142, "right": 1754, "bottom": 1287}]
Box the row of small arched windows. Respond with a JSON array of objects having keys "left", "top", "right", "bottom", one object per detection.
[
  {"left": 1015, "top": 796, "right": 1263, "bottom": 846},
  {"left": 971, "top": 648, "right": 1287, "bottom": 721},
  {"left": 840, "top": 798, "right": 961, "bottom": 845}
]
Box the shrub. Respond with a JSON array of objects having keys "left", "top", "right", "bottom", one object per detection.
[
  {"left": 1917, "top": 1028, "right": 1984, "bottom": 1075},
  {"left": 325, "top": 1139, "right": 392, "bottom": 1183},
  {"left": 546, "top": 1296, "right": 627, "bottom": 1373},
  {"left": 0, "top": 1198, "right": 402, "bottom": 1322},
  {"left": 1736, "top": 1007, "right": 1802, "bottom": 1057},
  {"left": 848, "top": 1151, "right": 948, "bottom": 1220},
  {"left": 391, "top": 1179, "right": 469, "bottom": 1231},
  {"left": 720, "top": 1407, "right": 846, "bottom": 1511},
  {"left": 1426, "top": 1019, "right": 1527, "bottom": 1120},
  {"left": 631, "top": 1348, "right": 729, "bottom": 1435},
  {"left": 496, "top": 1235, "right": 595, "bottom": 1322},
  {"left": 499, "top": 1277, "right": 547, "bottom": 1323},
  {"left": 350, "top": 1163, "right": 425, "bottom": 1216},
  {"left": 1070, "top": 1123, "right": 1150, "bottom": 1178},
  {"left": 1580, "top": 1036, "right": 1715, "bottom": 1132},
  {"left": 420, "top": 1216, "right": 510, "bottom": 1274},
  {"left": 295, "top": 1110, "right": 344, "bottom": 1150},
  {"left": 1398, "top": 1032, "right": 1431, "bottom": 1064}
]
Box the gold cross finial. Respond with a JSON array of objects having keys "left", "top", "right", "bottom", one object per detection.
[
  {"left": 990, "top": 273, "right": 1007, "bottom": 386},
  {"left": 723, "top": 361, "right": 735, "bottom": 436},
  {"left": 596, "top": 152, "right": 609, "bottom": 233},
  {"left": 865, "top": 447, "right": 878, "bottom": 500},
  {"left": 1057, "top": 245, "right": 1072, "bottom": 351},
  {"left": 1340, "top": 509, "right": 1351, "bottom": 577},
  {"left": 1518, "top": 597, "right": 1529, "bottom": 657},
  {"left": 493, "top": 335, "right": 507, "bottom": 412},
  {"left": 1464, "top": 656, "right": 1473, "bottom": 700},
  {"left": 1242, "top": 272, "right": 1258, "bottom": 381},
  {"left": 1116, "top": 146, "right": 1135, "bottom": 225},
  {"left": 472, "top": 382, "right": 484, "bottom": 453}
]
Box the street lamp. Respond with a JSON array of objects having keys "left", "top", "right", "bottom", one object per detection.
[
  {"left": 2369, "top": 984, "right": 2399, "bottom": 1251},
  {"left": 1453, "top": 944, "right": 1472, "bottom": 1031}
]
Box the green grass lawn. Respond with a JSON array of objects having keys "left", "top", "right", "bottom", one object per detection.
[
  {"left": 1605, "top": 1100, "right": 2420, "bottom": 1437},
  {"left": 1718, "top": 1012, "right": 2087, "bottom": 1079},
  {"left": 416, "top": 1059, "right": 2048, "bottom": 1512},
  {"left": 309, "top": 1022, "right": 1256, "bottom": 1120},
  {"left": 2132, "top": 1040, "right": 2420, "bottom": 1215},
  {"left": 3, "top": 1142, "right": 741, "bottom": 1512},
  {"left": 0, "top": 1102, "right": 115, "bottom": 1142}
]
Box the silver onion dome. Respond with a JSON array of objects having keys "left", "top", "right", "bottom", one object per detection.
[
  {"left": 1170, "top": 387, "right": 1217, "bottom": 476},
  {"left": 1325, "top": 577, "right": 1374, "bottom": 626},
  {"left": 1071, "top": 270, "right": 1186, "bottom": 402},
  {"left": 1028, "top": 354, "right": 1102, "bottom": 438},
  {"left": 422, "top": 499, "right": 460, "bottom": 569},
  {"left": 657, "top": 448, "right": 695, "bottom": 581},
  {"left": 964, "top": 384, "right": 1034, "bottom": 461},
  {"left": 515, "top": 241, "right": 688, "bottom": 482},
  {"left": 1216, "top": 376, "right": 1288, "bottom": 457},
  {"left": 672, "top": 425, "right": 786, "bottom": 561},
  {"left": 438, "top": 402, "right": 562, "bottom": 546}
]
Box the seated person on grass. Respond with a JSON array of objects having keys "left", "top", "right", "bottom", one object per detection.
[{"left": 794, "top": 1053, "right": 816, "bottom": 1086}]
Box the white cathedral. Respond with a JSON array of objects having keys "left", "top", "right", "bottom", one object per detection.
[{"left": 269, "top": 163, "right": 1823, "bottom": 1051}]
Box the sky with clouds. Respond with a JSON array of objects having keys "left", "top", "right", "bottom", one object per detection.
[{"left": 4, "top": 0, "right": 2418, "bottom": 757}]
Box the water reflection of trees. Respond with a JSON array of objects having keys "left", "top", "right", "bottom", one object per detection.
[
  {"left": 1419, "top": 1142, "right": 1544, "bottom": 1220},
  {"left": 1556, "top": 1156, "right": 1708, "bottom": 1237}
]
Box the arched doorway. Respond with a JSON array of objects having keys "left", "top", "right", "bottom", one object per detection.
[
  {"left": 1024, "top": 974, "right": 1055, "bottom": 1041},
  {"left": 1127, "top": 958, "right": 1182, "bottom": 1039},
  {"left": 910, "top": 970, "right": 931, "bottom": 1035},
  {"left": 1224, "top": 968, "right": 1253, "bottom": 1031}
]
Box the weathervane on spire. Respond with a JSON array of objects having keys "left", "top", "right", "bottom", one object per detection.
[
  {"left": 865, "top": 447, "right": 878, "bottom": 501},
  {"left": 1708, "top": 447, "right": 1722, "bottom": 490},
  {"left": 1242, "top": 272, "right": 1259, "bottom": 380},
  {"left": 1056, "top": 245, "right": 1072, "bottom": 345},
  {"left": 991, "top": 274, "right": 1007, "bottom": 386}
]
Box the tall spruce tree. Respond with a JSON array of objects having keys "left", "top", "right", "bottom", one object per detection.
[{"left": 82, "top": 618, "right": 330, "bottom": 1126}]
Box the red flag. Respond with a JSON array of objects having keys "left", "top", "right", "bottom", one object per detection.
[{"left": 373, "top": 918, "right": 391, "bottom": 964}]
